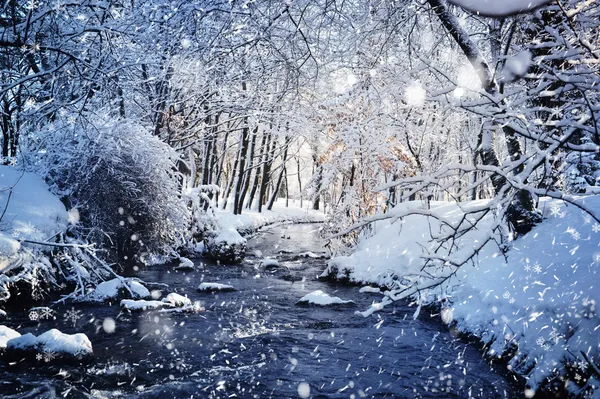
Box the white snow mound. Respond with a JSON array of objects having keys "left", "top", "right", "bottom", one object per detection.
[
  {"left": 197, "top": 282, "right": 235, "bottom": 292},
  {"left": 85, "top": 278, "right": 150, "bottom": 302},
  {"left": 260, "top": 258, "right": 280, "bottom": 268},
  {"left": 0, "top": 325, "right": 20, "bottom": 348},
  {"left": 297, "top": 290, "right": 354, "bottom": 306},
  {"left": 162, "top": 293, "right": 191, "bottom": 307},
  {"left": 359, "top": 286, "right": 381, "bottom": 294},
  {"left": 177, "top": 257, "right": 194, "bottom": 269},
  {"left": 120, "top": 299, "right": 171, "bottom": 311},
  {"left": 7, "top": 328, "right": 93, "bottom": 357}
]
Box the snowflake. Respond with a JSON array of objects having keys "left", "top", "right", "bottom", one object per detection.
[
  {"left": 29, "top": 311, "right": 39, "bottom": 321},
  {"left": 509, "top": 298, "right": 516, "bottom": 304},
  {"left": 35, "top": 353, "right": 43, "bottom": 362},
  {"left": 536, "top": 337, "right": 545, "bottom": 346},
  {"left": 64, "top": 307, "right": 82, "bottom": 327},
  {"left": 533, "top": 264, "right": 542, "bottom": 274},
  {"left": 524, "top": 264, "right": 531, "bottom": 272},
  {"left": 593, "top": 224, "right": 600, "bottom": 233},
  {"left": 550, "top": 204, "right": 561, "bottom": 217},
  {"left": 44, "top": 351, "right": 56, "bottom": 363},
  {"left": 503, "top": 291, "right": 511, "bottom": 299},
  {"left": 39, "top": 308, "right": 54, "bottom": 320},
  {"left": 567, "top": 227, "right": 581, "bottom": 241},
  {"left": 575, "top": 374, "right": 582, "bottom": 381}
]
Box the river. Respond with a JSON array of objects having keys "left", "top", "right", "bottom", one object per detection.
[{"left": 0, "top": 223, "right": 517, "bottom": 398}]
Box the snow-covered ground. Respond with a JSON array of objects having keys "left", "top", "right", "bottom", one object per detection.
[
  {"left": 0, "top": 166, "right": 68, "bottom": 269},
  {"left": 216, "top": 199, "right": 324, "bottom": 240},
  {"left": 325, "top": 197, "right": 600, "bottom": 395}
]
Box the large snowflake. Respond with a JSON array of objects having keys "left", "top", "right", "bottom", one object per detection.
[{"left": 64, "top": 307, "right": 83, "bottom": 327}]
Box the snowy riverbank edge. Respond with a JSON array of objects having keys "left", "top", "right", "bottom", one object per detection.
[{"left": 324, "top": 197, "right": 600, "bottom": 397}]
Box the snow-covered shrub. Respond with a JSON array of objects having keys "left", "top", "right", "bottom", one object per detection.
[
  {"left": 205, "top": 228, "right": 247, "bottom": 263},
  {"left": 23, "top": 120, "right": 190, "bottom": 264}
]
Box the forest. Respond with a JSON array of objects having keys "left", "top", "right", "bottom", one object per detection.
[{"left": 1, "top": 0, "right": 599, "bottom": 398}]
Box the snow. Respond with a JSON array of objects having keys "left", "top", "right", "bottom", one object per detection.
[
  {"left": 211, "top": 228, "right": 246, "bottom": 246},
  {"left": 0, "top": 166, "right": 68, "bottom": 275},
  {"left": 216, "top": 199, "right": 324, "bottom": 238},
  {"left": 162, "top": 293, "right": 191, "bottom": 307},
  {"left": 84, "top": 278, "right": 150, "bottom": 302},
  {"left": 122, "top": 293, "right": 196, "bottom": 311},
  {"left": 501, "top": 50, "right": 532, "bottom": 82},
  {"left": 296, "top": 290, "right": 354, "bottom": 306},
  {"left": 0, "top": 166, "right": 68, "bottom": 244},
  {"left": 0, "top": 325, "right": 20, "bottom": 348},
  {"left": 7, "top": 328, "right": 93, "bottom": 357},
  {"left": 120, "top": 299, "right": 171, "bottom": 311},
  {"left": 326, "top": 197, "right": 600, "bottom": 390},
  {"left": 177, "top": 257, "right": 195, "bottom": 269},
  {"left": 197, "top": 282, "right": 236, "bottom": 292},
  {"left": 447, "top": 0, "right": 551, "bottom": 17},
  {"left": 259, "top": 258, "right": 280, "bottom": 268},
  {"left": 359, "top": 286, "right": 381, "bottom": 294}
]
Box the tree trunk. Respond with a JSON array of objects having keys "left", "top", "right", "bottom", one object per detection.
[
  {"left": 247, "top": 130, "right": 269, "bottom": 209},
  {"left": 267, "top": 136, "right": 291, "bottom": 210},
  {"left": 296, "top": 157, "right": 303, "bottom": 208},
  {"left": 233, "top": 123, "right": 250, "bottom": 215},
  {"left": 258, "top": 132, "right": 276, "bottom": 213},
  {"left": 237, "top": 126, "right": 258, "bottom": 213}
]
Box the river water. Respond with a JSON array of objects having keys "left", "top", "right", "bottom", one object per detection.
[{"left": 0, "top": 223, "right": 518, "bottom": 398}]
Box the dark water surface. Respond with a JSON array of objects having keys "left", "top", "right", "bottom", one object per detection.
[{"left": 0, "top": 224, "right": 518, "bottom": 398}]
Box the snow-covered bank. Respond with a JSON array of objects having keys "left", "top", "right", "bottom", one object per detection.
[
  {"left": 324, "top": 197, "right": 600, "bottom": 396},
  {"left": 216, "top": 200, "right": 325, "bottom": 237},
  {"left": 205, "top": 200, "right": 325, "bottom": 262},
  {"left": 0, "top": 167, "right": 70, "bottom": 301}
]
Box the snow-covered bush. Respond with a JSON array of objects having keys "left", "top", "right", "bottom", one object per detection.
[
  {"left": 205, "top": 227, "right": 247, "bottom": 263},
  {"left": 23, "top": 120, "right": 190, "bottom": 264}
]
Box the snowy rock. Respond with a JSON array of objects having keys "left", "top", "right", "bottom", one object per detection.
[
  {"left": 359, "top": 286, "right": 381, "bottom": 294},
  {"left": 0, "top": 325, "right": 20, "bottom": 349},
  {"left": 296, "top": 290, "right": 355, "bottom": 306},
  {"left": 175, "top": 257, "right": 195, "bottom": 271},
  {"left": 84, "top": 278, "right": 150, "bottom": 302},
  {"left": 205, "top": 228, "right": 247, "bottom": 263},
  {"left": 0, "top": 309, "right": 6, "bottom": 319},
  {"left": 6, "top": 328, "right": 93, "bottom": 361},
  {"left": 259, "top": 258, "right": 283, "bottom": 270},
  {"left": 120, "top": 299, "right": 172, "bottom": 311},
  {"left": 122, "top": 294, "right": 200, "bottom": 313},
  {"left": 197, "top": 282, "right": 236, "bottom": 293},
  {"left": 162, "top": 293, "right": 191, "bottom": 307}
]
